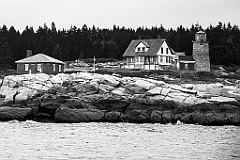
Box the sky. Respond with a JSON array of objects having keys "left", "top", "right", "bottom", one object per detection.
[{"left": 0, "top": 0, "right": 240, "bottom": 32}]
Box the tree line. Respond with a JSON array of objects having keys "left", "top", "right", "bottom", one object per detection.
[{"left": 0, "top": 22, "right": 239, "bottom": 68}]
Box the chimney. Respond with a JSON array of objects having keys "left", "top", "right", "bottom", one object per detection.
[{"left": 26, "top": 50, "right": 32, "bottom": 57}]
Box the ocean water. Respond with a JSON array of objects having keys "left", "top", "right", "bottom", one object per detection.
[{"left": 0, "top": 121, "right": 239, "bottom": 160}]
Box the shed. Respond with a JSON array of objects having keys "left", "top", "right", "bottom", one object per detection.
[
  {"left": 179, "top": 56, "right": 195, "bottom": 71},
  {"left": 15, "top": 53, "right": 65, "bottom": 74}
]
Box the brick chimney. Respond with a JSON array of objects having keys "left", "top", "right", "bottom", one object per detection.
[{"left": 26, "top": 50, "right": 32, "bottom": 57}]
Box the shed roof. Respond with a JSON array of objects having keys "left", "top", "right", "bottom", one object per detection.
[
  {"left": 15, "top": 53, "right": 65, "bottom": 64},
  {"left": 123, "top": 39, "right": 166, "bottom": 57},
  {"left": 179, "top": 56, "right": 195, "bottom": 62}
]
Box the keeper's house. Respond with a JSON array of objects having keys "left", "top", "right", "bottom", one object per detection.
[
  {"left": 122, "top": 38, "right": 184, "bottom": 70},
  {"left": 15, "top": 52, "right": 65, "bottom": 74}
]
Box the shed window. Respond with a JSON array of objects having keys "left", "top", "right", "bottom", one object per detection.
[
  {"left": 53, "top": 64, "right": 56, "bottom": 72},
  {"left": 37, "top": 64, "right": 42, "bottom": 72},
  {"left": 24, "top": 64, "right": 29, "bottom": 71},
  {"left": 59, "top": 65, "right": 61, "bottom": 72}
]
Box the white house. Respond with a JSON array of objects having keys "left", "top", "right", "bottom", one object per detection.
[{"left": 122, "top": 38, "right": 184, "bottom": 70}]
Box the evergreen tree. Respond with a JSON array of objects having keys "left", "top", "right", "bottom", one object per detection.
[{"left": 0, "top": 42, "right": 13, "bottom": 67}]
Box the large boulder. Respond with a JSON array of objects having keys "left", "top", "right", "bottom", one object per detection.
[
  {"left": 73, "top": 84, "right": 99, "bottom": 95},
  {"left": 133, "top": 79, "right": 156, "bottom": 90},
  {"left": 100, "top": 74, "right": 120, "bottom": 87},
  {"left": 125, "top": 84, "right": 146, "bottom": 94},
  {"left": 61, "top": 99, "right": 97, "bottom": 110},
  {"left": 146, "top": 87, "right": 163, "bottom": 96},
  {"left": 99, "top": 84, "right": 115, "bottom": 93},
  {"left": 208, "top": 96, "right": 238, "bottom": 104},
  {"left": 111, "top": 87, "right": 129, "bottom": 96},
  {"left": 0, "top": 106, "right": 32, "bottom": 121},
  {"left": 54, "top": 107, "right": 104, "bottom": 122},
  {"left": 105, "top": 111, "right": 123, "bottom": 122},
  {"left": 151, "top": 110, "right": 162, "bottom": 123},
  {"left": 27, "top": 97, "right": 41, "bottom": 116},
  {"left": 178, "top": 112, "right": 226, "bottom": 125},
  {"left": 49, "top": 75, "right": 63, "bottom": 84},
  {"left": 0, "top": 86, "right": 18, "bottom": 101},
  {"left": 40, "top": 94, "right": 66, "bottom": 116},
  {"left": 95, "top": 100, "right": 129, "bottom": 112},
  {"left": 225, "top": 113, "right": 240, "bottom": 125},
  {"left": 124, "top": 109, "right": 151, "bottom": 123},
  {"left": 15, "top": 87, "right": 38, "bottom": 102},
  {"left": 55, "top": 73, "right": 74, "bottom": 82}
]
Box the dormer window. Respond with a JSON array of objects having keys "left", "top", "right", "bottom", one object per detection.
[{"left": 135, "top": 41, "right": 149, "bottom": 52}]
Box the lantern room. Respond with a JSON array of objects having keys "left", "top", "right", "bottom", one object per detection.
[{"left": 195, "top": 31, "right": 207, "bottom": 42}]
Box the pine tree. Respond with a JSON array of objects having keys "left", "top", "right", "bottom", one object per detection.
[{"left": 0, "top": 42, "right": 13, "bottom": 68}]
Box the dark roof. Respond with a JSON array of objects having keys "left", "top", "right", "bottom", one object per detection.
[
  {"left": 15, "top": 53, "right": 65, "bottom": 64},
  {"left": 123, "top": 39, "right": 165, "bottom": 57},
  {"left": 179, "top": 56, "right": 195, "bottom": 62}
]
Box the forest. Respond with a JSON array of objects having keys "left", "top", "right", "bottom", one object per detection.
[{"left": 0, "top": 22, "right": 239, "bottom": 68}]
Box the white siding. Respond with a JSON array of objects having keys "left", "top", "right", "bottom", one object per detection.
[
  {"left": 135, "top": 42, "right": 149, "bottom": 52},
  {"left": 156, "top": 40, "right": 174, "bottom": 65}
]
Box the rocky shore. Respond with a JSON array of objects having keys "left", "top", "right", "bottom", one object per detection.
[{"left": 0, "top": 72, "right": 240, "bottom": 125}]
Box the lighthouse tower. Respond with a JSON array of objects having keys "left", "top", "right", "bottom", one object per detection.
[{"left": 192, "top": 29, "right": 210, "bottom": 72}]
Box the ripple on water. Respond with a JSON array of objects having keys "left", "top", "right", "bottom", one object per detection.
[{"left": 0, "top": 122, "right": 239, "bottom": 160}]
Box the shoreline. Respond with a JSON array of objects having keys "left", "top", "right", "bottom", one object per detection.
[{"left": 0, "top": 72, "right": 240, "bottom": 126}]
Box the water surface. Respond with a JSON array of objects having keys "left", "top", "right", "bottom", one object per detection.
[{"left": 0, "top": 121, "right": 239, "bottom": 160}]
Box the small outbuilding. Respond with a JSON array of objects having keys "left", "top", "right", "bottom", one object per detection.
[
  {"left": 179, "top": 56, "right": 196, "bottom": 72},
  {"left": 15, "top": 53, "right": 65, "bottom": 74}
]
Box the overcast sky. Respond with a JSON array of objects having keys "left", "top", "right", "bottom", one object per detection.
[{"left": 0, "top": 0, "right": 239, "bottom": 31}]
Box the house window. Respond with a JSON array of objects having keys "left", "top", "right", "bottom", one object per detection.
[
  {"left": 184, "top": 63, "right": 188, "bottom": 70},
  {"left": 59, "top": 65, "right": 61, "bottom": 72},
  {"left": 166, "top": 48, "right": 169, "bottom": 54},
  {"left": 135, "top": 56, "right": 139, "bottom": 62},
  {"left": 150, "top": 57, "right": 154, "bottom": 62},
  {"left": 142, "top": 47, "right": 145, "bottom": 52},
  {"left": 53, "top": 64, "right": 56, "bottom": 72},
  {"left": 129, "top": 57, "right": 134, "bottom": 63},
  {"left": 166, "top": 56, "right": 168, "bottom": 63},
  {"left": 137, "top": 47, "right": 141, "bottom": 52},
  {"left": 160, "top": 56, "right": 163, "bottom": 63},
  {"left": 161, "top": 47, "right": 163, "bottom": 54},
  {"left": 24, "top": 64, "right": 29, "bottom": 71},
  {"left": 37, "top": 64, "right": 42, "bottom": 72},
  {"left": 140, "top": 56, "right": 144, "bottom": 63}
]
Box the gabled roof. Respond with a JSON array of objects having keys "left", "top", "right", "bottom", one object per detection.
[
  {"left": 135, "top": 41, "right": 150, "bottom": 48},
  {"left": 179, "top": 56, "right": 195, "bottom": 63},
  {"left": 15, "top": 53, "right": 65, "bottom": 64},
  {"left": 123, "top": 39, "right": 165, "bottom": 57}
]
